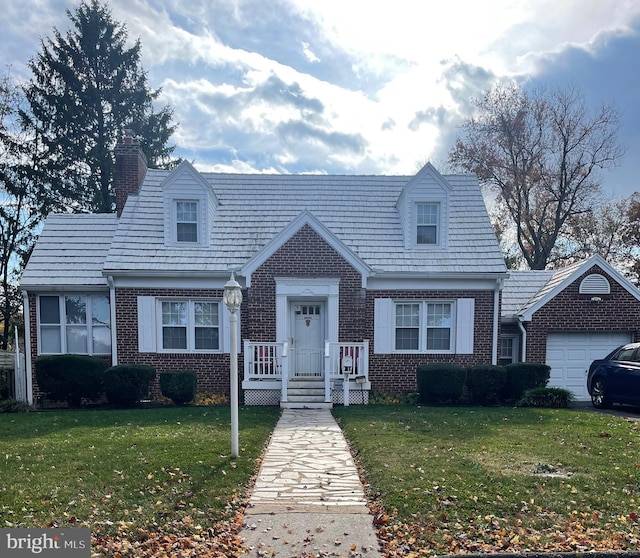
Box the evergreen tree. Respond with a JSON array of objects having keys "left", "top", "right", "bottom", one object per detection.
[{"left": 22, "top": 0, "right": 177, "bottom": 213}]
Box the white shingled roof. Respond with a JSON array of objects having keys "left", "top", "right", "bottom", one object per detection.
[
  {"left": 102, "top": 170, "right": 506, "bottom": 276},
  {"left": 21, "top": 167, "right": 507, "bottom": 288},
  {"left": 502, "top": 255, "right": 640, "bottom": 319},
  {"left": 20, "top": 213, "right": 117, "bottom": 289},
  {"left": 501, "top": 270, "right": 555, "bottom": 318}
]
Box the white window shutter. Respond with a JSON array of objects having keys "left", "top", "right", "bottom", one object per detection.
[
  {"left": 455, "top": 298, "right": 475, "bottom": 354},
  {"left": 221, "top": 304, "right": 241, "bottom": 354},
  {"left": 374, "top": 298, "right": 393, "bottom": 354},
  {"left": 137, "top": 296, "right": 157, "bottom": 352}
]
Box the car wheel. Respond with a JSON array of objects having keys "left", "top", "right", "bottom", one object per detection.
[{"left": 591, "top": 378, "right": 611, "bottom": 409}]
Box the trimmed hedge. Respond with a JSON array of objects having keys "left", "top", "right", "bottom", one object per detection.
[
  {"left": 518, "top": 387, "right": 574, "bottom": 408},
  {"left": 104, "top": 364, "right": 156, "bottom": 406},
  {"left": 35, "top": 354, "right": 107, "bottom": 407},
  {"left": 416, "top": 363, "right": 467, "bottom": 404},
  {"left": 467, "top": 364, "right": 507, "bottom": 405},
  {"left": 504, "top": 362, "right": 551, "bottom": 401},
  {"left": 159, "top": 370, "right": 197, "bottom": 405}
]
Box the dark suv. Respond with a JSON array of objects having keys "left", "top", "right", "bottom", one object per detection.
[{"left": 587, "top": 342, "right": 640, "bottom": 409}]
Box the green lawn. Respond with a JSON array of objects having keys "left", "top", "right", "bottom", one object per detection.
[
  {"left": 3, "top": 404, "right": 640, "bottom": 556},
  {"left": 0, "top": 406, "right": 279, "bottom": 551},
  {"left": 333, "top": 405, "right": 640, "bottom": 555}
]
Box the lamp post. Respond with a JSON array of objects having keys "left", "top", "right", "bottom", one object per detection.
[{"left": 223, "top": 272, "right": 242, "bottom": 459}]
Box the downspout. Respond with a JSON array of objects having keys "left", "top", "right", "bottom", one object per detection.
[
  {"left": 22, "top": 291, "right": 33, "bottom": 405},
  {"left": 492, "top": 278, "right": 503, "bottom": 365},
  {"left": 108, "top": 276, "right": 118, "bottom": 366},
  {"left": 518, "top": 316, "right": 527, "bottom": 362}
]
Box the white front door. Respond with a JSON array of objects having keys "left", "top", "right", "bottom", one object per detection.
[{"left": 291, "top": 303, "right": 325, "bottom": 377}]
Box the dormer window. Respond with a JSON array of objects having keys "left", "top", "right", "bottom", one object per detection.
[
  {"left": 416, "top": 202, "right": 439, "bottom": 245},
  {"left": 176, "top": 201, "right": 199, "bottom": 243}
]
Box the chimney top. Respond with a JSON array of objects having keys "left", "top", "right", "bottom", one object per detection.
[
  {"left": 115, "top": 131, "right": 147, "bottom": 217},
  {"left": 121, "top": 129, "right": 138, "bottom": 145}
]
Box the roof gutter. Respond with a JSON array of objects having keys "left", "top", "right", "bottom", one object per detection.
[
  {"left": 107, "top": 276, "right": 118, "bottom": 366},
  {"left": 22, "top": 290, "right": 33, "bottom": 405},
  {"left": 518, "top": 316, "right": 527, "bottom": 362},
  {"left": 492, "top": 278, "right": 503, "bottom": 365}
]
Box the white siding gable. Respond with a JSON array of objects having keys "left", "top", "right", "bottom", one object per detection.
[
  {"left": 396, "top": 163, "right": 452, "bottom": 250},
  {"left": 162, "top": 161, "right": 217, "bottom": 248}
]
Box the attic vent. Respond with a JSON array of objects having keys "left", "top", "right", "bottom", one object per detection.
[{"left": 579, "top": 274, "right": 610, "bottom": 295}]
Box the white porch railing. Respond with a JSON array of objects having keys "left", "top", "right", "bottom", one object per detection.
[{"left": 243, "top": 340, "right": 369, "bottom": 403}]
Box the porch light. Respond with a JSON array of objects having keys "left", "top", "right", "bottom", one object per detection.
[{"left": 223, "top": 272, "right": 243, "bottom": 459}]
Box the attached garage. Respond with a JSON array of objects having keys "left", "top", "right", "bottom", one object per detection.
[
  {"left": 545, "top": 332, "right": 632, "bottom": 400},
  {"left": 502, "top": 256, "right": 640, "bottom": 400}
]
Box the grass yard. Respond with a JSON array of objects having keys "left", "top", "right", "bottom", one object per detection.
[
  {"left": 0, "top": 406, "right": 280, "bottom": 556},
  {"left": 333, "top": 405, "right": 640, "bottom": 556}
]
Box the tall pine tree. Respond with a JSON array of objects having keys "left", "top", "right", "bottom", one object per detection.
[{"left": 22, "top": 0, "right": 177, "bottom": 213}]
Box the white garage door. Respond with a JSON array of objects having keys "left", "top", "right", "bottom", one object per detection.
[{"left": 545, "top": 332, "right": 632, "bottom": 400}]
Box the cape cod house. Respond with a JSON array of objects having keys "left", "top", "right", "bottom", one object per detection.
[
  {"left": 20, "top": 133, "right": 509, "bottom": 407},
  {"left": 22, "top": 134, "right": 640, "bottom": 406}
]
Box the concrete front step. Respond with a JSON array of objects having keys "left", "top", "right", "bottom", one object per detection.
[
  {"left": 287, "top": 388, "right": 324, "bottom": 397},
  {"left": 280, "top": 401, "right": 333, "bottom": 409},
  {"left": 283, "top": 377, "right": 331, "bottom": 408},
  {"left": 288, "top": 380, "right": 324, "bottom": 388}
]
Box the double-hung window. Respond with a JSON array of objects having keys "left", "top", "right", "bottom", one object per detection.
[
  {"left": 38, "top": 295, "right": 111, "bottom": 355},
  {"left": 176, "top": 200, "right": 199, "bottom": 243},
  {"left": 498, "top": 336, "right": 519, "bottom": 365},
  {"left": 416, "top": 202, "right": 439, "bottom": 245},
  {"left": 394, "top": 301, "right": 452, "bottom": 352},
  {"left": 161, "top": 300, "right": 220, "bottom": 351}
]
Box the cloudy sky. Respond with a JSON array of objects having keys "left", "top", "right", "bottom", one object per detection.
[{"left": 2, "top": 0, "right": 640, "bottom": 199}]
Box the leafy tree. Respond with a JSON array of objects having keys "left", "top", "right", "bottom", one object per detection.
[
  {"left": 620, "top": 194, "right": 640, "bottom": 283},
  {"left": 21, "top": 0, "right": 177, "bottom": 214},
  {"left": 557, "top": 198, "right": 636, "bottom": 272},
  {"left": 449, "top": 82, "right": 624, "bottom": 269},
  {"left": 0, "top": 71, "right": 38, "bottom": 350}
]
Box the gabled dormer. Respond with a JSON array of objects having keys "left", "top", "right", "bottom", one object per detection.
[
  {"left": 161, "top": 161, "right": 218, "bottom": 248},
  {"left": 396, "top": 163, "right": 452, "bottom": 250}
]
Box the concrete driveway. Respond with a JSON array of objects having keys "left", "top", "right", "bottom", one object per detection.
[{"left": 572, "top": 401, "right": 640, "bottom": 421}]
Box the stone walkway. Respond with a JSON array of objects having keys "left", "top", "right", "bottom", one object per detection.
[{"left": 239, "top": 409, "right": 383, "bottom": 557}]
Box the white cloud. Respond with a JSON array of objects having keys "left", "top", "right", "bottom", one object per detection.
[{"left": 3, "top": 0, "right": 640, "bottom": 192}]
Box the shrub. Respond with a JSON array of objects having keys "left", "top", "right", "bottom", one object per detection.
[
  {"left": 518, "top": 387, "right": 574, "bottom": 408},
  {"left": 504, "top": 362, "right": 551, "bottom": 401},
  {"left": 35, "top": 355, "right": 107, "bottom": 407},
  {"left": 195, "top": 392, "right": 230, "bottom": 406},
  {"left": 467, "top": 364, "right": 507, "bottom": 405},
  {"left": 0, "top": 398, "right": 31, "bottom": 413},
  {"left": 104, "top": 364, "right": 156, "bottom": 406},
  {"left": 416, "top": 363, "right": 467, "bottom": 404},
  {"left": 159, "top": 370, "right": 197, "bottom": 405}
]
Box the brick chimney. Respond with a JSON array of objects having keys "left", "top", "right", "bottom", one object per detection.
[{"left": 115, "top": 130, "right": 147, "bottom": 217}]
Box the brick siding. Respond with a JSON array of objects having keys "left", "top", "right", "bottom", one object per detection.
[{"left": 116, "top": 287, "right": 232, "bottom": 398}]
